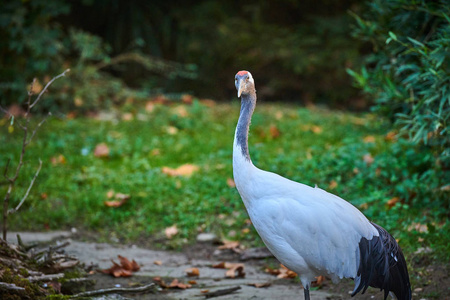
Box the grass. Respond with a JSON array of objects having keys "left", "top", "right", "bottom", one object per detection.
[{"left": 0, "top": 101, "right": 448, "bottom": 260}]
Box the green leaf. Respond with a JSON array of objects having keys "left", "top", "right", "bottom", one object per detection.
[
  {"left": 388, "top": 31, "right": 397, "bottom": 41},
  {"left": 407, "top": 37, "right": 425, "bottom": 48}
]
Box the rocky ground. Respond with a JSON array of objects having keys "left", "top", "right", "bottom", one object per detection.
[{"left": 5, "top": 231, "right": 449, "bottom": 299}]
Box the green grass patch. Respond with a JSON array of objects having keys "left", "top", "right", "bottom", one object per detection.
[{"left": 1, "top": 102, "right": 448, "bottom": 260}]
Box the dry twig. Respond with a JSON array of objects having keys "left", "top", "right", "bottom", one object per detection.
[{"left": 72, "top": 282, "right": 156, "bottom": 298}]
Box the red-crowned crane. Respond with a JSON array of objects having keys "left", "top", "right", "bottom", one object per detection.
[{"left": 233, "top": 70, "right": 411, "bottom": 300}]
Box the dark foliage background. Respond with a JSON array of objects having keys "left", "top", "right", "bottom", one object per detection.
[{"left": 0, "top": 0, "right": 363, "bottom": 111}]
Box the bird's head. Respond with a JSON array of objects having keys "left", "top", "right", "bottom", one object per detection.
[{"left": 235, "top": 70, "right": 255, "bottom": 98}]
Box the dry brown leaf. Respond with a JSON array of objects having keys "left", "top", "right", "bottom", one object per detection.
[
  {"left": 30, "top": 79, "right": 43, "bottom": 94},
  {"left": 386, "top": 197, "right": 400, "bottom": 209},
  {"left": 217, "top": 240, "right": 240, "bottom": 251},
  {"left": 408, "top": 222, "right": 428, "bottom": 233},
  {"left": 188, "top": 280, "right": 197, "bottom": 285},
  {"left": 106, "top": 190, "right": 115, "bottom": 199},
  {"left": 385, "top": 131, "right": 397, "bottom": 141},
  {"left": 363, "top": 153, "right": 374, "bottom": 165},
  {"left": 269, "top": 125, "right": 281, "bottom": 139},
  {"left": 212, "top": 262, "right": 226, "bottom": 269},
  {"left": 225, "top": 263, "right": 245, "bottom": 278},
  {"left": 328, "top": 180, "right": 338, "bottom": 189},
  {"left": 226, "top": 178, "right": 236, "bottom": 188},
  {"left": 94, "top": 143, "right": 110, "bottom": 158},
  {"left": 312, "top": 275, "right": 325, "bottom": 287},
  {"left": 173, "top": 105, "right": 189, "bottom": 117},
  {"left": 311, "top": 125, "right": 322, "bottom": 134},
  {"left": 154, "top": 260, "right": 162, "bottom": 265},
  {"left": 104, "top": 193, "right": 130, "bottom": 208},
  {"left": 122, "top": 112, "right": 134, "bottom": 121},
  {"left": 169, "top": 279, "right": 192, "bottom": 289},
  {"left": 101, "top": 255, "right": 140, "bottom": 278},
  {"left": 181, "top": 94, "right": 194, "bottom": 104},
  {"left": 275, "top": 111, "right": 283, "bottom": 120},
  {"left": 162, "top": 164, "right": 199, "bottom": 177},
  {"left": 51, "top": 154, "right": 66, "bottom": 165},
  {"left": 199, "top": 99, "right": 216, "bottom": 107},
  {"left": 185, "top": 267, "right": 200, "bottom": 277},
  {"left": 359, "top": 203, "right": 369, "bottom": 210},
  {"left": 248, "top": 282, "right": 271, "bottom": 288},
  {"left": 118, "top": 255, "right": 140, "bottom": 272},
  {"left": 165, "top": 224, "right": 179, "bottom": 239},
  {"left": 265, "top": 264, "right": 297, "bottom": 279},
  {"left": 363, "top": 135, "right": 376, "bottom": 143},
  {"left": 241, "top": 228, "right": 250, "bottom": 234},
  {"left": 145, "top": 102, "right": 155, "bottom": 113},
  {"left": 166, "top": 126, "right": 178, "bottom": 135}
]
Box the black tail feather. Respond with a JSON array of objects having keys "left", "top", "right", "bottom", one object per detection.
[{"left": 352, "top": 222, "right": 411, "bottom": 300}]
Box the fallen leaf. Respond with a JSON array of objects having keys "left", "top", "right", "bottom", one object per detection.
[
  {"left": 199, "top": 99, "right": 216, "bottom": 107},
  {"left": 162, "top": 164, "right": 199, "bottom": 177},
  {"left": 363, "top": 153, "right": 374, "bottom": 165},
  {"left": 106, "top": 190, "right": 115, "bottom": 199},
  {"left": 408, "top": 222, "right": 428, "bottom": 233},
  {"left": 104, "top": 193, "right": 130, "bottom": 208},
  {"left": 188, "top": 280, "right": 197, "bottom": 285},
  {"left": 185, "top": 267, "right": 200, "bottom": 277},
  {"left": 154, "top": 260, "right": 162, "bottom": 266},
  {"left": 312, "top": 275, "right": 325, "bottom": 287},
  {"left": 201, "top": 289, "right": 210, "bottom": 293},
  {"left": 328, "top": 180, "right": 338, "bottom": 189},
  {"left": 169, "top": 279, "right": 192, "bottom": 289},
  {"left": 118, "top": 255, "right": 140, "bottom": 272},
  {"left": 181, "top": 94, "right": 194, "bottom": 104},
  {"left": 385, "top": 131, "right": 397, "bottom": 141},
  {"left": 50, "top": 154, "right": 66, "bottom": 165},
  {"left": 226, "top": 178, "right": 236, "bottom": 188},
  {"left": 165, "top": 224, "right": 179, "bottom": 239},
  {"left": 311, "top": 125, "right": 322, "bottom": 134},
  {"left": 363, "top": 135, "right": 376, "bottom": 143},
  {"left": 173, "top": 105, "right": 189, "bottom": 117},
  {"left": 275, "top": 111, "right": 283, "bottom": 120},
  {"left": 166, "top": 126, "right": 178, "bottom": 135},
  {"left": 40, "top": 193, "right": 48, "bottom": 200},
  {"left": 386, "top": 197, "right": 400, "bottom": 209},
  {"left": 101, "top": 255, "right": 140, "bottom": 277},
  {"left": 151, "top": 148, "right": 160, "bottom": 156},
  {"left": 212, "top": 262, "right": 226, "bottom": 269},
  {"left": 359, "top": 203, "right": 369, "bottom": 210},
  {"left": 94, "top": 143, "right": 110, "bottom": 158},
  {"left": 269, "top": 125, "right": 281, "bottom": 138},
  {"left": 122, "top": 112, "right": 134, "bottom": 121},
  {"left": 225, "top": 263, "right": 245, "bottom": 278},
  {"left": 265, "top": 264, "right": 297, "bottom": 279},
  {"left": 145, "top": 102, "right": 155, "bottom": 112},
  {"left": 218, "top": 240, "right": 240, "bottom": 251},
  {"left": 241, "top": 228, "right": 250, "bottom": 234},
  {"left": 247, "top": 282, "right": 271, "bottom": 288}
]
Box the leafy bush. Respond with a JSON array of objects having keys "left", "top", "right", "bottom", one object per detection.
[
  {"left": 0, "top": 0, "right": 196, "bottom": 112},
  {"left": 347, "top": 0, "right": 450, "bottom": 160}
]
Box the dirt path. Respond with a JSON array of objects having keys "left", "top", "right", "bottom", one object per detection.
[{"left": 7, "top": 231, "right": 448, "bottom": 299}]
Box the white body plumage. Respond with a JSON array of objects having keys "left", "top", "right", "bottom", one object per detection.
[{"left": 233, "top": 140, "right": 378, "bottom": 287}]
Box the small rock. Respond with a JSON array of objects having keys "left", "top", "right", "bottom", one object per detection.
[{"left": 196, "top": 233, "right": 218, "bottom": 243}]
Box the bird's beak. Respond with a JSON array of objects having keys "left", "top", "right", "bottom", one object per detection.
[{"left": 237, "top": 79, "right": 244, "bottom": 98}]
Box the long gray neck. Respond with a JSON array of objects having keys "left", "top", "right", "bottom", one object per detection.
[{"left": 235, "top": 92, "right": 256, "bottom": 161}]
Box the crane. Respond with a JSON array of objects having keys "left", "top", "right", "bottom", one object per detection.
[{"left": 232, "top": 70, "right": 411, "bottom": 300}]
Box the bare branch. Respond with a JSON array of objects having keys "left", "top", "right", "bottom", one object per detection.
[
  {"left": 72, "top": 283, "right": 155, "bottom": 298},
  {"left": 3, "top": 158, "right": 11, "bottom": 180},
  {"left": 29, "top": 69, "right": 70, "bottom": 109},
  {"left": 8, "top": 159, "right": 42, "bottom": 215},
  {"left": 27, "top": 112, "right": 52, "bottom": 145}
]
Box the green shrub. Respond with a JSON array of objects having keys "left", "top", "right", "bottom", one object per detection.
[{"left": 347, "top": 0, "right": 450, "bottom": 160}]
